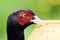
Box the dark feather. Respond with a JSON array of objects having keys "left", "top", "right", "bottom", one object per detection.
[{"left": 7, "top": 9, "right": 35, "bottom": 40}]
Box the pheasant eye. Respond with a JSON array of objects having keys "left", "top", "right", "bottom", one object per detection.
[{"left": 22, "top": 14, "right": 27, "bottom": 18}]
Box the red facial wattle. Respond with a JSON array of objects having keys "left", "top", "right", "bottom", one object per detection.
[{"left": 16, "top": 11, "right": 33, "bottom": 25}]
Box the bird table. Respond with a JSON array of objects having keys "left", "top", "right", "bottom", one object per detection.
[{"left": 27, "top": 20, "right": 60, "bottom": 40}]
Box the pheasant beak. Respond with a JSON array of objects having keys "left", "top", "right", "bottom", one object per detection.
[{"left": 30, "top": 15, "right": 43, "bottom": 26}]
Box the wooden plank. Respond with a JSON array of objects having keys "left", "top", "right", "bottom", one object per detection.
[{"left": 27, "top": 20, "right": 60, "bottom": 40}]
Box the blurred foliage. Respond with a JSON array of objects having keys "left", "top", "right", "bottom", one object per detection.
[{"left": 0, "top": 0, "right": 60, "bottom": 40}]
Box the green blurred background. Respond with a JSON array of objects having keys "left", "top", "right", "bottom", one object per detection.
[{"left": 0, "top": 0, "right": 60, "bottom": 40}]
